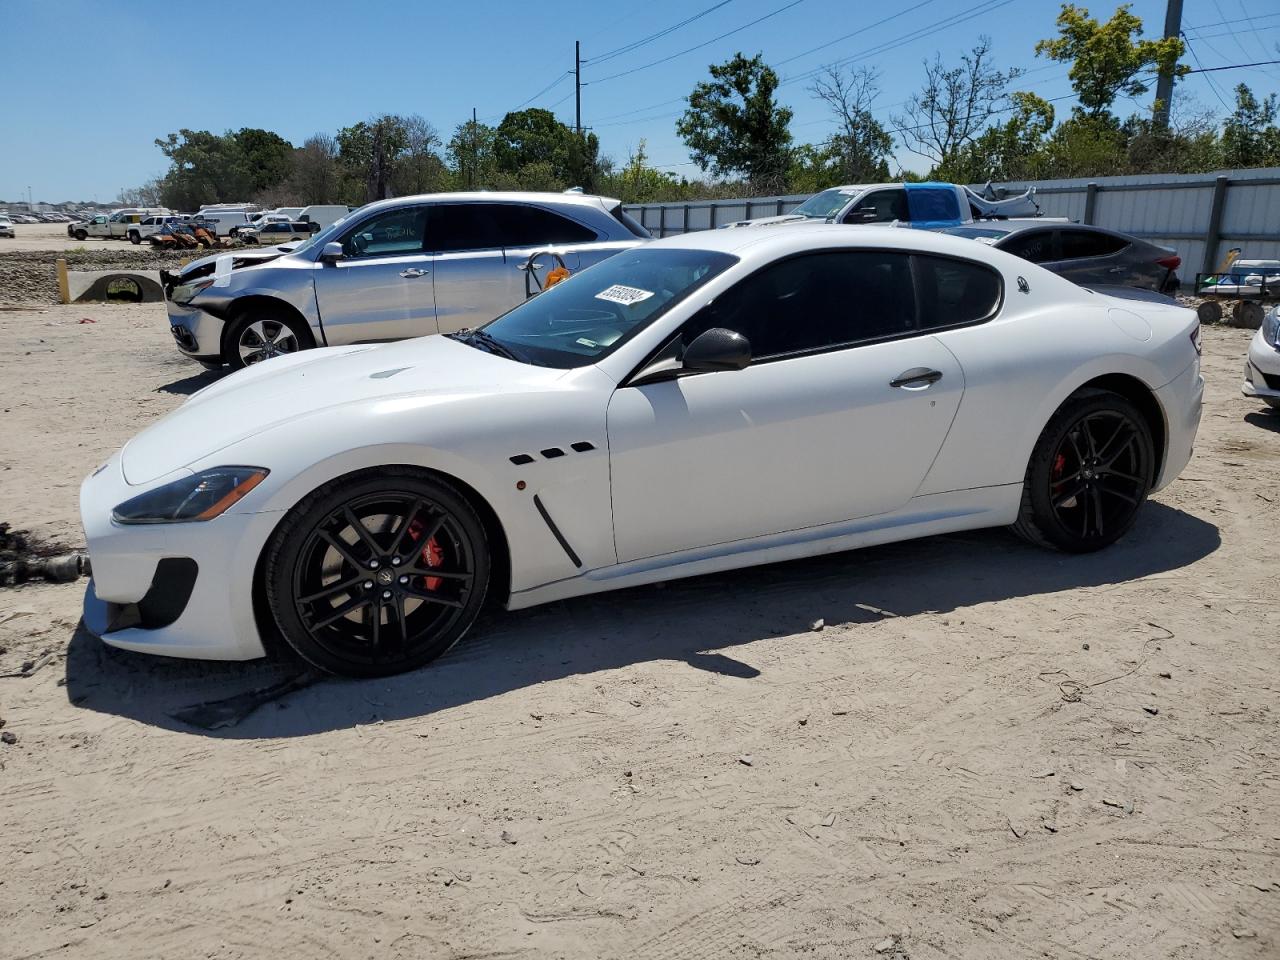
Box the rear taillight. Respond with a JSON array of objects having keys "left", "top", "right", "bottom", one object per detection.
[
  {"left": 1156, "top": 255, "right": 1182, "bottom": 270},
  {"left": 1190, "top": 326, "right": 1202, "bottom": 355}
]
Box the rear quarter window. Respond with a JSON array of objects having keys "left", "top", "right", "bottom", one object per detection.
[
  {"left": 914, "top": 255, "right": 1002, "bottom": 329},
  {"left": 1060, "top": 229, "right": 1129, "bottom": 259}
]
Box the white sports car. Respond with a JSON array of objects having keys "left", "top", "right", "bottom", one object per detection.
[{"left": 80, "top": 226, "right": 1204, "bottom": 677}]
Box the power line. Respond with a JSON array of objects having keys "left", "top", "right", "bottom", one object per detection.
[
  {"left": 774, "top": 0, "right": 940, "bottom": 68},
  {"left": 780, "top": 0, "right": 1020, "bottom": 88},
  {"left": 507, "top": 70, "right": 574, "bottom": 113},
  {"left": 1182, "top": 37, "right": 1232, "bottom": 110},
  {"left": 585, "top": 1, "right": 736, "bottom": 66},
  {"left": 586, "top": 0, "right": 808, "bottom": 85}
]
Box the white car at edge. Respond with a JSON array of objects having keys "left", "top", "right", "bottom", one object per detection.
[
  {"left": 80, "top": 225, "right": 1204, "bottom": 678},
  {"left": 1242, "top": 305, "right": 1280, "bottom": 409}
]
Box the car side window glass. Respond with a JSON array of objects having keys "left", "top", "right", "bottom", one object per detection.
[
  {"left": 1059, "top": 229, "right": 1128, "bottom": 259},
  {"left": 425, "top": 203, "right": 506, "bottom": 252},
  {"left": 914, "top": 255, "right": 1001, "bottom": 329},
  {"left": 844, "top": 189, "right": 908, "bottom": 223},
  {"left": 489, "top": 204, "right": 598, "bottom": 246},
  {"left": 683, "top": 251, "right": 916, "bottom": 360},
  {"left": 340, "top": 207, "right": 428, "bottom": 258},
  {"left": 1001, "top": 231, "right": 1056, "bottom": 263}
]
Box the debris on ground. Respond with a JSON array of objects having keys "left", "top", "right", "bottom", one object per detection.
[
  {"left": 168, "top": 672, "right": 321, "bottom": 730},
  {"left": 810, "top": 618, "right": 825, "bottom": 632},
  {"left": 0, "top": 523, "right": 88, "bottom": 586},
  {"left": 737, "top": 754, "right": 754, "bottom": 766},
  {"left": 1, "top": 730, "right": 17, "bottom": 745}
]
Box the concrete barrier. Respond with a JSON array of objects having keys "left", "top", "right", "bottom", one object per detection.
[{"left": 57, "top": 260, "right": 165, "bottom": 304}]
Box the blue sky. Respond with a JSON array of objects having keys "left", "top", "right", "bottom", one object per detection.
[{"left": 2, "top": 0, "right": 1277, "bottom": 202}]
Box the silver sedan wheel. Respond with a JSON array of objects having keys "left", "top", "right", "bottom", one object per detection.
[{"left": 238, "top": 319, "right": 299, "bottom": 365}]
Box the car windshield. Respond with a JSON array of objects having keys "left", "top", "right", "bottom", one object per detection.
[
  {"left": 290, "top": 214, "right": 351, "bottom": 254},
  {"left": 791, "top": 188, "right": 856, "bottom": 219},
  {"left": 468, "top": 248, "right": 738, "bottom": 369}
]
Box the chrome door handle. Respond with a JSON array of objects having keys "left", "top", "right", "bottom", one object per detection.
[
  {"left": 519, "top": 262, "right": 544, "bottom": 271},
  {"left": 890, "top": 367, "right": 943, "bottom": 388},
  {"left": 400, "top": 268, "right": 429, "bottom": 278}
]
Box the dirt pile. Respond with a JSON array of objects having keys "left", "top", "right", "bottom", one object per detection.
[{"left": 0, "top": 249, "right": 189, "bottom": 304}]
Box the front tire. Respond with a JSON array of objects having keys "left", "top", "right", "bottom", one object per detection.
[
  {"left": 264, "top": 469, "right": 491, "bottom": 678},
  {"left": 1012, "top": 390, "right": 1154, "bottom": 553},
  {"left": 74, "top": 229, "right": 87, "bottom": 241},
  {"left": 223, "top": 307, "right": 309, "bottom": 370}
]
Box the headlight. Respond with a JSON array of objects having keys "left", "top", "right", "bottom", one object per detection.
[
  {"left": 171, "top": 277, "right": 216, "bottom": 304},
  {"left": 112, "top": 467, "right": 268, "bottom": 524},
  {"left": 1263, "top": 307, "right": 1280, "bottom": 349}
]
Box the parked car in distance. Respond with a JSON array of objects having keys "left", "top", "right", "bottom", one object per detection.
[
  {"left": 297, "top": 204, "right": 353, "bottom": 230},
  {"left": 239, "top": 221, "right": 317, "bottom": 244},
  {"left": 161, "top": 191, "right": 650, "bottom": 370},
  {"left": 0, "top": 214, "right": 14, "bottom": 238},
  {"left": 127, "top": 215, "right": 184, "bottom": 245},
  {"left": 941, "top": 221, "right": 1181, "bottom": 294},
  {"left": 194, "top": 210, "right": 253, "bottom": 236},
  {"left": 83, "top": 225, "right": 1203, "bottom": 678},
  {"left": 1242, "top": 305, "right": 1280, "bottom": 410}
]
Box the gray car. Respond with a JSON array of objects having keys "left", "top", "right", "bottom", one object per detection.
[
  {"left": 941, "top": 220, "right": 1181, "bottom": 294},
  {"left": 161, "top": 191, "right": 650, "bottom": 369}
]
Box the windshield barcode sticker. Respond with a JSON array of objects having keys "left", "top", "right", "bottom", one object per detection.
[{"left": 595, "top": 284, "right": 654, "bottom": 306}]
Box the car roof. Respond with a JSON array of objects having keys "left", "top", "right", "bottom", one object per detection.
[
  {"left": 355, "top": 191, "right": 621, "bottom": 216},
  {"left": 646, "top": 223, "right": 1013, "bottom": 259}
]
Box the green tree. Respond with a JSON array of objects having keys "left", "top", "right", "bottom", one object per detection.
[
  {"left": 1221, "top": 83, "right": 1280, "bottom": 168},
  {"left": 337, "top": 116, "right": 409, "bottom": 203},
  {"left": 940, "top": 92, "right": 1055, "bottom": 182},
  {"left": 232, "top": 128, "right": 295, "bottom": 193},
  {"left": 893, "top": 37, "right": 1020, "bottom": 171},
  {"left": 494, "top": 109, "right": 570, "bottom": 176},
  {"left": 447, "top": 118, "right": 498, "bottom": 188},
  {"left": 677, "top": 52, "right": 794, "bottom": 192},
  {"left": 287, "top": 133, "right": 341, "bottom": 204},
  {"left": 807, "top": 65, "right": 893, "bottom": 183},
  {"left": 1035, "top": 4, "right": 1186, "bottom": 119}
]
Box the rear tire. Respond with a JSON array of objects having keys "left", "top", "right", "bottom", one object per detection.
[
  {"left": 1196, "top": 300, "right": 1221, "bottom": 324},
  {"left": 263, "top": 469, "right": 491, "bottom": 678},
  {"left": 1012, "top": 390, "right": 1154, "bottom": 553}
]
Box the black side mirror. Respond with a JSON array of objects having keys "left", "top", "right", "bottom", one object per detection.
[
  {"left": 682, "top": 327, "right": 751, "bottom": 372},
  {"left": 846, "top": 206, "right": 880, "bottom": 223}
]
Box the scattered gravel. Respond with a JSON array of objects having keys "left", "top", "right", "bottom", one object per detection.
[{"left": 0, "top": 250, "right": 189, "bottom": 304}]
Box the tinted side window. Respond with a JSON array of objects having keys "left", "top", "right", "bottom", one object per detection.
[
  {"left": 490, "top": 204, "right": 598, "bottom": 246},
  {"left": 340, "top": 206, "right": 428, "bottom": 257},
  {"left": 914, "top": 255, "right": 1001, "bottom": 329},
  {"left": 1000, "top": 230, "right": 1056, "bottom": 263},
  {"left": 845, "top": 189, "right": 908, "bottom": 223},
  {"left": 686, "top": 251, "right": 916, "bottom": 360},
  {"left": 427, "top": 203, "right": 504, "bottom": 252},
  {"left": 1059, "top": 229, "right": 1128, "bottom": 259}
]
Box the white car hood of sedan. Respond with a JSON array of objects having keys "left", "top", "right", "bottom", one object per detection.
[{"left": 121, "top": 336, "right": 562, "bottom": 485}]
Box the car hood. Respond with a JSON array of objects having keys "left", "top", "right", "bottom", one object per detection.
[
  {"left": 120, "top": 337, "right": 564, "bottom": 485},
  {"left": 722, "top": 214, "right": 813, "bottom": 228},
  {"left": 176, "top": 247, "right": 294, "bottom": 281}
]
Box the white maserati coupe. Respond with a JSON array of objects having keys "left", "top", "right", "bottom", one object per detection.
[{"left": 80, "top": 226, "right": 1204, "bottom": 677}]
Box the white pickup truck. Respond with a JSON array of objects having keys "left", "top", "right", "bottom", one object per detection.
[
  {"left": 726, "top": 182, "right": 1040, "bottom": 229},
  {"left": 68, "top": 208, "right": 170, "bottom": 241},
  {"left": 126, "top": 215, "right": 184, "bottom": 245}
]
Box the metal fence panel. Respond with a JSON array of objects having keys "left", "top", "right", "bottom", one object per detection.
[{"left": 622, "top": 169, "right": 1280, "bottom": 277}]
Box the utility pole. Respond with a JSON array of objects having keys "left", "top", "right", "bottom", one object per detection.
[
  {"left": 1154, "top": 0, "right": 1184, "bottom": 130},
  {"left": 575, "top": 40, "right": 582, "bottom": 136},
  {"left": 470, "top": 106, "right": 477, "bottom": 189}
]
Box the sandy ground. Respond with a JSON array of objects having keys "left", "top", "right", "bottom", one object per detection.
[
  {"left": 0, "top": 221, "right": 143, "bottom": 254},
  {"left": 0, "top": 296, "right": 1278, "bottom": 960}
]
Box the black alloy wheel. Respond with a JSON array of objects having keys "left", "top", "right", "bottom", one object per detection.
[
  {"left": 265, "top": 471, "right": 490, "bottom": 677},
  {"left": 1014, "top": 390, "right": 1154, "bottom": 553}
]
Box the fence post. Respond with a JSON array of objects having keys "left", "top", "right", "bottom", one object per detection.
[
  {"left": 683, "top": 203, "right": 690, "bottom": 236},
  {"left": 1201, "top": 175, "right": 1229, "bottom": 276},
  {"left": 1083, "top": 183, "right": 1098, "bottom": 225},
  {"left": 658, "top": 205, "right": 666, "bottom": 238},
  {"left": 708, "top": 203, "right": 717, "bottom": 230},
  {"left": 56, "top": 258, "right": 70, "bottom": 304},
  {"left": 776, "top": 198, "right": 784, "bottom": 216}
]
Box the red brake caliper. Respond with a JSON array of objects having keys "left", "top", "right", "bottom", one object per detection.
[{"left": 404, "top": 517, "right": 444, "bottom": 592}]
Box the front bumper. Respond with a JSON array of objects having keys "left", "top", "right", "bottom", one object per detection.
[
  {"left": 1242, "top": 327, "right": 1280, "bottom": 400},
  {"left": 165, "top": 297, "right": 226, "bottom": 364},
  {"left": 79, "top": 455, "right": 282, "bottom": 661},
  {"left": 1152, "top": 356, "right": 1204, "bottom": 492}
]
